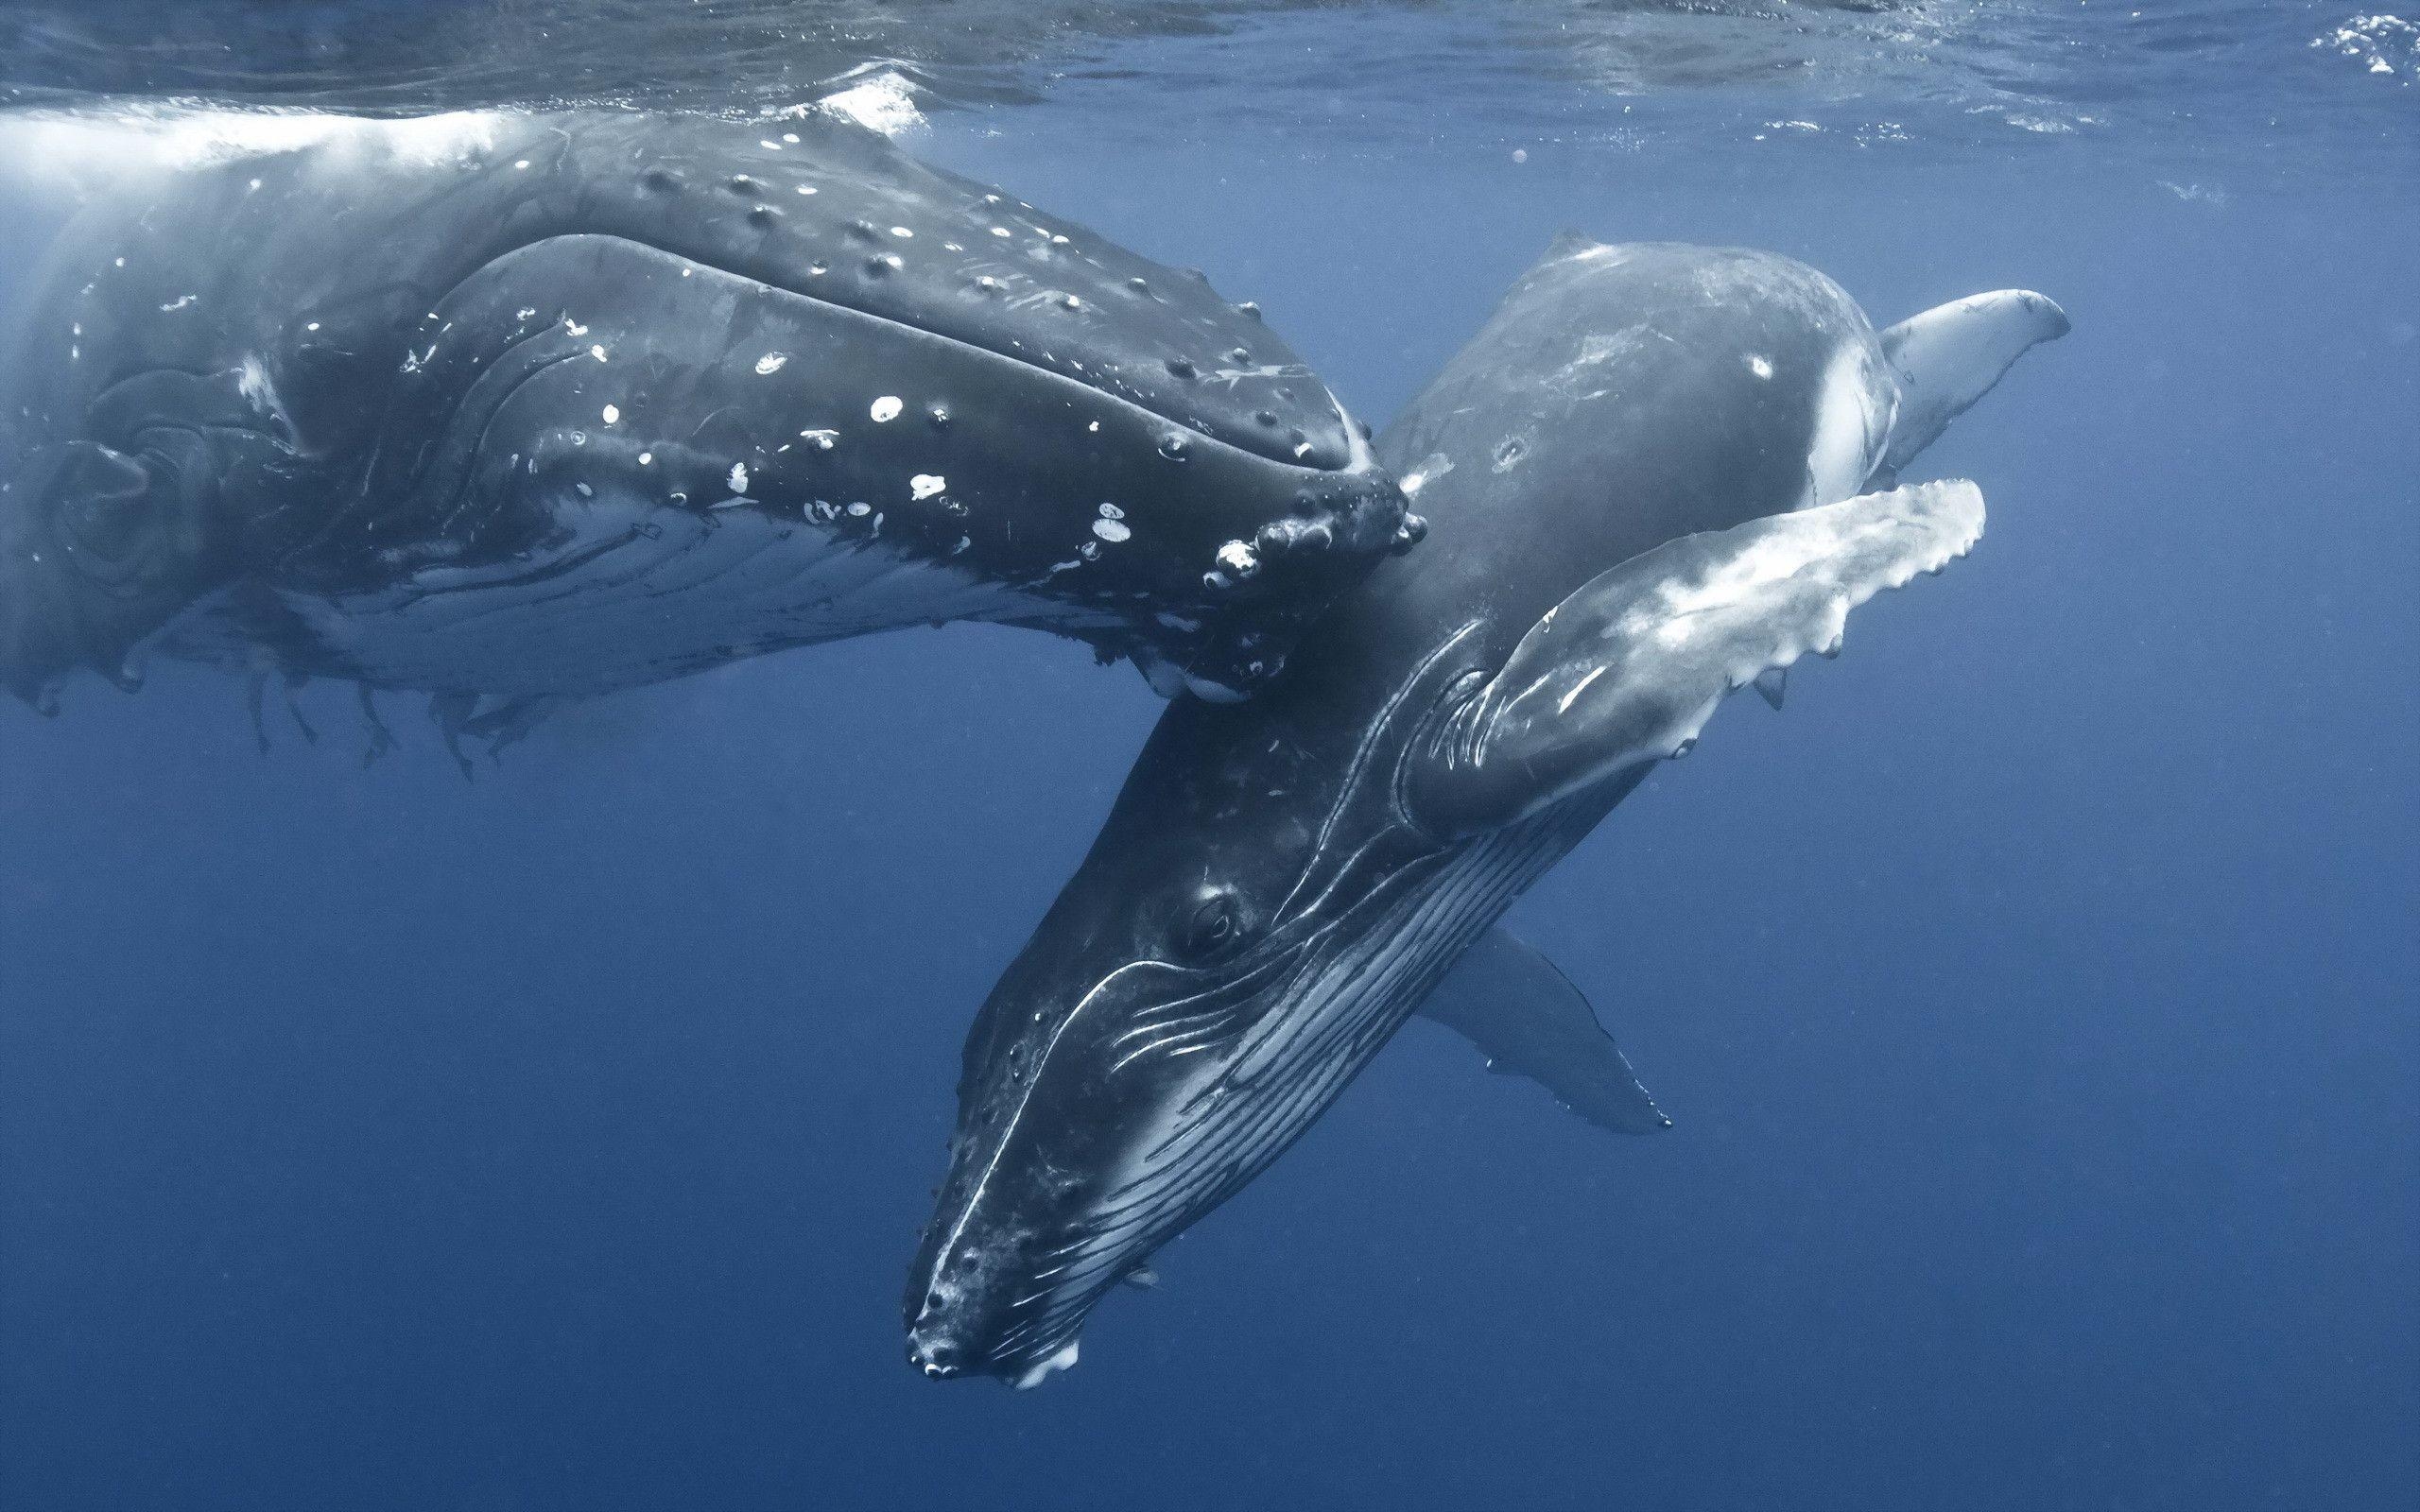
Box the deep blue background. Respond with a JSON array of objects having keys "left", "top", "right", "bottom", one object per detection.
[{"left": 5, "top": 54, "right": 2417, "bottom": 1512}]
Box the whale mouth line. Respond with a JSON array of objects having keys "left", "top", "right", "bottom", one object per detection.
[{"left": 476, "top": 231, "right": 1375, "bottom": 483}]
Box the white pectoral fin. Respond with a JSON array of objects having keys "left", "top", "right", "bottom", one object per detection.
[
  {"left": 1408, "top": 480, "right": 1986, "bottom": 835},
  {"left": 1880, "top": 289, "right": 2069, "bottom": 472},
  {"left": 1417, "top": 926, "right": 1669, "bottom": 1137}
]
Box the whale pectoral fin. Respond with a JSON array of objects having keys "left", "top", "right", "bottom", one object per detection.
[
  {"left": 1879, "top": 290, "right": 2069, "bottom": 472},
  {"left": 1418, "top": 926, "right": 1670, "bottom": 1136},
  {"left": 461, "top": 694, "right": 566, "bottom": 764},
  {"left": 1407, "top": 480, "right": 1986, "bottom": 836}
]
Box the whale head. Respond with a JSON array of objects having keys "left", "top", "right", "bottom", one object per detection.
[
  {"left": 1, "top": 109, "right": 1409, "bottom": 709},
  {"left": 903, "top": 639, "right": 1493, "bottom": 1386}
]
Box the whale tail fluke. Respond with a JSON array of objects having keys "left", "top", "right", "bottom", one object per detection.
[{"left": 1878, "top": 290, "right": 2069, "bottom": 474}]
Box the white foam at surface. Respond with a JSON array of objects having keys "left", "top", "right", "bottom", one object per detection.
[
  {"left": 807, "top": 68, "right": 926, "bottom": 135},
  {"left": 2311, "top": 13, "right": 2417, "bottom": 77},
  {"left": 4, "top": 108, "right": 510, "bottom": 185}
]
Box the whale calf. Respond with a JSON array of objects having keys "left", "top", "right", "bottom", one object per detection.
[
  {"left": 904, "top": 239, "right": 2067, "bottom": 1384},
  {"left": 0, "top": 110, "right": 1409, "bottom": 733}
]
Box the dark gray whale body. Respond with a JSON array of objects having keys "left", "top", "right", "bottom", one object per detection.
[
  {"left": 906, "top": 239, "right": 2068, "bottom": 1384},
  {"left": 0, "top": 111, "right": 1407, "bottom": 722}
]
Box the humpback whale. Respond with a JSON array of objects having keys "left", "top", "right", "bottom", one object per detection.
[
  {"left": 905, "top": 239, "right": 2068, "bottom": 1384},
  {"left": 0, "top": 110, "right": 1409, "bottom": 731}
]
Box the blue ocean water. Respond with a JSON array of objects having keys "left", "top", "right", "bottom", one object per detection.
[{"left": 1, "top": 5, "right": 2415, "bottom": 1509}]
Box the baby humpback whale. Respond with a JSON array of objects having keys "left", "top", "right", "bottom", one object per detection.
[
  {"left": 906, "top": 239, "right": 2068, "bottom": 1384},
  {"left": 0, "top": 110, "right": 1409, "bottom": 740}
]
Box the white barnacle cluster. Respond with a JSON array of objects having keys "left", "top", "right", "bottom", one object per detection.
[
  {"left": 236, "top": 354, "right": 288, "bottom": 426},
  {"left": 1092, "top": 503, "right": 1131, "bottom": 543}
]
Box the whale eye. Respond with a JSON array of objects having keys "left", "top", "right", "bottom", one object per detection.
[{"left": 1180, "top": 886, "right": 1246, "bottom": 962}]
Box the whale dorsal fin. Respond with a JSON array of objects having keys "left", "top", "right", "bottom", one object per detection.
[
  {"left": 1544, "top": 228, "right": 1606, "bottom": 262},
  {"left": 1879, "top": 290, "right": 2069, "bottom": 473},
  {"left": 1406, "top": 480, "right": 1985, "bottom": 836},
  {"left": 1417, "top": 926, "right": 1669, "bottom": 1136}
]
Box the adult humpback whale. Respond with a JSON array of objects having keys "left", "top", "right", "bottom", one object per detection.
[
  {"left": 0, "top": 110, "right": 1409, "bottom": 733},
  {"left": 905, "top": 239, "right": 2068, "bottom": 1384}
]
